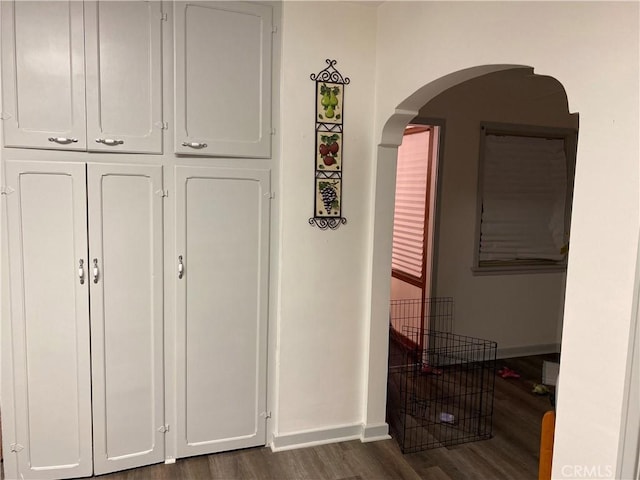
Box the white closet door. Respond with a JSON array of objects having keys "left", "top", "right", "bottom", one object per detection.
[
  {"left": 87, "top": 164, "right": 165, "bottom": 474},
  {"left": 85, "top": 1, "right": 163, "bottom": 154},
  {"left": 5, "top": 161, "right": 92, "bottom": 479},
  {"left": 0, "top": 1, "right": 86, "bottom": 150},
  {"left": 175, "top": 166, "right": 270, "bottom": 457},
  {"left": 174, "top": 1, "right": 272, "bottom": 158}
]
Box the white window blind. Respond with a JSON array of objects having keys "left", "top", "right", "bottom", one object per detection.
[
  {"left": 392, "top": 130, "right": 430, "bottom": 279},
  {"left": 480, "top": 134, "right": 568, "bottom": 263}
]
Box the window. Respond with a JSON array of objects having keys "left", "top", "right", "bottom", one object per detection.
[
  {"left": 474, "top": 123, "right": 577, "bottom": 274},
  {"left": 392, "top": 126, "right": 433, "bottom": 284}
]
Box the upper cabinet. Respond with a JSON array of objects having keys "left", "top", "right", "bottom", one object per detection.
[
  {"left": 174, "top": 1, "right": 273, "bottom": 158},
  {"left": 1, "top": 1, "right": 163, "bottom": 154},
  {"left": 1, "top": 1, "right": 275, "bottom": 159},
  {"left": 0, "top": 1, "right": 87, "bottom": 150},
  {"left": 85, "top": 1, "right": 163, "bottom": 153}
]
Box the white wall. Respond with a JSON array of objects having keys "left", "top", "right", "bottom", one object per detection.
[
  {"left": 274, "top": 1, "right": 377, "bottom": 442},
  {"left": 368, "top": 2, "right": 639, "bottom": 476},
  {"left": 420, "top": 69, "right": 576, "bottom": 353}
]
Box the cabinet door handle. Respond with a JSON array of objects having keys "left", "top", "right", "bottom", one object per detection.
[
  {"left": 48, "top": 137, "right": 78, "bottom": 144},
  {"left": 96, "top": 138, "right": 124, "bottom": 146},
  {"left": 92, "top": 258, "right": 100, "bottom": 284},
  {"left": 182, "top": 141, "right": 207, "bottom": 149},
  {"left": 178, "top": 255, "right": 184, "bottom": 279},
  {"left": 78, "top": 259, "right": 85, "bottom": 285}
]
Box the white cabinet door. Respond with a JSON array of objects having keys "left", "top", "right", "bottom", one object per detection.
[
  {"left": 87, "top": 164, "right": 165, "bottom": 474},
  {"left": 1, "top": 2, "right": 87, "bottom": 150},
  {"left": 174, "top": 1, "right": 272, "bottom": 158},
  {"left": 5, "top": 161, "right": 93, "bottom": 479},
  {"left": 175, "top": 166, "right": 270, "bottom": 457},
  {"left": 85, "top": 2, "right": 163, "bottom": 154}
]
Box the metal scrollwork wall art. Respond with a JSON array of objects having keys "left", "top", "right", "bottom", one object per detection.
[{"left": 309, "top": 59, "right": 349, "bottom": 230}]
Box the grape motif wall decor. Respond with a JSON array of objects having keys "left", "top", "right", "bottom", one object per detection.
[{"left": 309, "top": 59, "right": 349, "bottom": 230}]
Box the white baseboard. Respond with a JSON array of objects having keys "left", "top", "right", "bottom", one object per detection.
[
  {"left": 497, "top": 343, "right": 561, "bottom": 359},
  {"left": 360, "top": 422, "right": 391, "bottom": 443},
  {"left": 270, "top": 422, "right": 390, "bottom": 452}
]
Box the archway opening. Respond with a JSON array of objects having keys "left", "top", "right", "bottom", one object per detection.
[{"left": 373, "top": 66, "right": 578, "bottom": 474}]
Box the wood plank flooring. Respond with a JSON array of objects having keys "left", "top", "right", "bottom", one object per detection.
[
  {"left": 94, "top": 440, "right": 427, "bottom": 480},
  {"left": 0, "top": 354, "right": 556, "bottom": 480}
]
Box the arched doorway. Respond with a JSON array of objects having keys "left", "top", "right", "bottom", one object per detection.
[{"left": 363, "top": 64, "right": 575, "bottom": 442}]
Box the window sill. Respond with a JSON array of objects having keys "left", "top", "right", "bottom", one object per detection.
[{"left": 471, "top": 264, "right": 567, "bottom": 276}]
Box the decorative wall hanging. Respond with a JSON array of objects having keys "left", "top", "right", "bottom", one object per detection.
[{"left": 309, "top": 59, "right": 349, "bottom": 230}]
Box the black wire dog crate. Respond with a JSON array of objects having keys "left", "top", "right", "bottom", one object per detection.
[
  {"left": 388, "top": 307, "right": 497, "bottom": 453},
  {"left": 389, "top": 297, "right": 453, "bottom": 343}
]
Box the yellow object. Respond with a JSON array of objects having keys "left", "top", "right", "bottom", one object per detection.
[{"left": 538, "top": 410, "right": 556, "bottom": 480}]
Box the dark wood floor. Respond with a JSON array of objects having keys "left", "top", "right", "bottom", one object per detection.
[
  {"left": 1, "top": 354, "right": 556, "bottom": 480},
  {"left": 400, "top": 354, "right": 558, "bottom": 480}
]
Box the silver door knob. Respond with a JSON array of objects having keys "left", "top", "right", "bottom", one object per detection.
[
  {"left": 182, "top": 141, "right": 207, "bottom": 149},
  {"left": 48, "top": 137, "right": 78, "bottom": 144},
  {"left": 178, "top": 255, "right": 184, "bottom": 279},
  {"left": 96, "top": 138, "right": 124, "bottom": 146}
]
